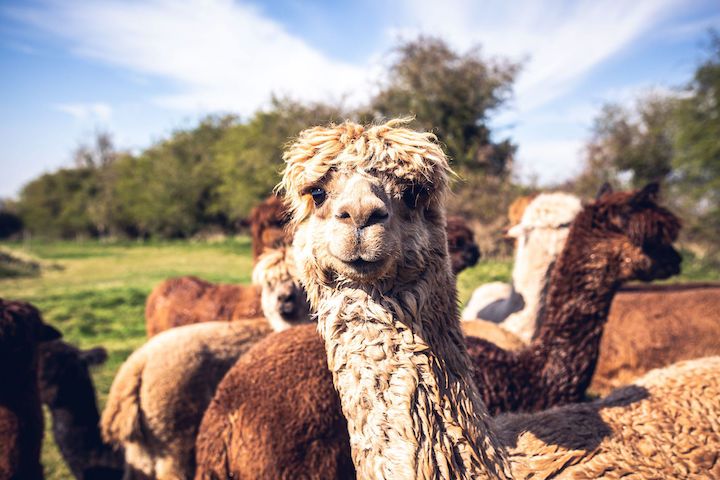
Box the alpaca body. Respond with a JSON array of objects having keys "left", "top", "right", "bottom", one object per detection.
[
  {"left": 101, "top": 320, "right": 269, "bottom": 480},
  {"left": 145, "top": 246, "right": 310, "bottom": 337},
  {"left": 0, "top": 299, "right": 61, "bottom": 480},
  {"left": 592, "top": 282, "right": 720, "bottom": 394},
  {"left": 145, "top": 276, "right": 262, "bottom": 336},
  {"left": 498, "top": 356, "right": 720, "bottom": 478},
  {"left": 38, "top": 340, "right": 123, "bottom": 480}
]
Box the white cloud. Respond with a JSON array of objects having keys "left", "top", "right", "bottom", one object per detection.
[
  {"left": 393, "top": 0, "right": 684, "bottom": 113},
  {"left": 516, "top": 138, "right": 585, "bottom": 184},
  {"left": 8, "top": 0, "right": 373, "bottom": 114},
  {"left": 54, "top": 102, "right": 113, "bottom": 121}
]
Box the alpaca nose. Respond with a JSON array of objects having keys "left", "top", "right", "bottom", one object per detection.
[
  {"left": 335, "top": 197, "right": 389, "bottom": 228},
  {"left": 278, "top": 290, "right": 296, "bottom": 304}
]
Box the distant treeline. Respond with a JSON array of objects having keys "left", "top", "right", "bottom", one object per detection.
[{"left": 2, "top": 34, "right": 719, "bottom": 261}]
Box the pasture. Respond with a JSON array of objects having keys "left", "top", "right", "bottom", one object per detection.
[{"left": 0, "top": 238, "right": 716, "bottom": 479}]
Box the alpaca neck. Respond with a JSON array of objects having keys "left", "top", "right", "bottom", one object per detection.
[
  {"left": 312, "top": 259, "right": 511, "bottom": 480},
  {"left": 49, "top": 385, "right": 120, "bottom": 476},
  {"left": 502, "top": 229, "right": 567, "bottom": 342},
  {"left": 528, "top": 236, "right": 623, "bottom": 401}
]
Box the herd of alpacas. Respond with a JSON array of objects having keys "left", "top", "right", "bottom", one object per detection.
[{"left": 2, "top": 119, "right": 719, "bottom": 480}]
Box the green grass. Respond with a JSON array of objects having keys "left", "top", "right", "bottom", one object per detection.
[{"left": 0, "top": 239, "right": 716, "bottom": 479}]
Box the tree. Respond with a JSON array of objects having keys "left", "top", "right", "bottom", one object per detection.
[
  {"left": 368, "top": 37, "right": 519, "bottom": 177},
  {"left": 573, "top": 95, "right": 676, "bottom": 195},
  {"left": 671, "top": 31, "right": 720, "bottom": 257}
]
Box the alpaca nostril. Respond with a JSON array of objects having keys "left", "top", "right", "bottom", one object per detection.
[{"left": 365, "top": 208, "right": 389, "bottom": 227}]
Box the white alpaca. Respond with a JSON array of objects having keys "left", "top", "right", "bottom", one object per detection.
[{"left": 462, "top": 192, "right": 582, "bottom": 342}]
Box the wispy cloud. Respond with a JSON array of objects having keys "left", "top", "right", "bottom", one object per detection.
[
  {"left": 7, "top": 0, "right": 373, "bottom": 114},
  {"left": 393, "top": 0, "right": 684, "bottom": 113},
  {"left": 54, "top": 102, "right": 113, "bottom": 121}
]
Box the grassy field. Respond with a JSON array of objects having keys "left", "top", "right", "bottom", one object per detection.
[{"left": 0, "top": 238, "right": 717, "bottom": 479}]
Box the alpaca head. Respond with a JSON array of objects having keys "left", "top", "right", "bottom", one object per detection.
[
  {"left": 252, "top": 246, "right": 311, "bottom": 331},
  {"left": 447, "top": 216, "right": 481, "bottom": 274},
  {"left": 584, "top": 183, "right": 681, "bottom": 282},
  {"left": 280, "top": 119, "right": 452, "bottom": 296},
  {"left": 0, "top": 299, "right": 61, "bottom": 368},
  {"left": 250, "top": 195, "right": 291, "bottom": 261},
  {"left": 507, "top": 192, "right": 582, "bottom": 260},
  {"left": 37, "top": 340, "right": 107, "bottom": 407}
]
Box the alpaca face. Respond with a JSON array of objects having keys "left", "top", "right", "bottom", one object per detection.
[
  {"left": 260, "top": 275, "right": 311, "bottom": 331},
  {"left": 293, "top": 166, "right": 445, "bottom": 285},
  {"left": 592, "top": 184, "right": 682, "bottom": 282},
  {"left": 446, "top": 216, "right": 480, "bottom": 274}
]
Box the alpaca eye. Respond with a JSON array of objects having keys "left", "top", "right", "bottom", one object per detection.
[
  {"left": 310, "top": 187, "right": 327, "bottom": 207},
  {"left": 402, "top": 185, "right": 428, "bottom": 209}
]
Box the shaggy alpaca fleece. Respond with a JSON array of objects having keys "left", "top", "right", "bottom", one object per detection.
[
  {"left": 194, "top": 324, "right": 354, "bottom": 480},
  {"left": 462, "top": 192, "right": 582, "bottom": 343},
  {"left": 38, "top": 340, "right": 123, "bottom": 480},
  {"left": 497, "top": 356, "right": 720, "bottom": 478},
  {"left": 280, "top": 119, "right": 511, "bottom": 479},
  {"left": 0, "top": 299, "right": 61, "bottom": 480},
  {"left": 101, "top": 320, "right": 270, "bottom": 480}
]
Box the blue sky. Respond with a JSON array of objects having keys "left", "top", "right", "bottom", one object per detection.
[{"left": 1, "top": 0, "right": 719, "bottom": 198}]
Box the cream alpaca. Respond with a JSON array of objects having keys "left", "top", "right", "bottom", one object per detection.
[
  {"left": 281, "top": 119, "right": 511, "bottom": 479},
  {"left": 462, "top": 192, "right": 582, "bottom": 342}
]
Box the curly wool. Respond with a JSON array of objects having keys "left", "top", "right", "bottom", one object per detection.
[{"left": 497, "top": 356, "right": 720, "bottom": 479}]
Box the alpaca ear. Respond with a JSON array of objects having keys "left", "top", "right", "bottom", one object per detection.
[
  {"left": 506, "top": 224, "right": 524, "bottom": 239},
  {"left": 596, "top": 182, "right": 613, "bottom": 200},
  {"left": 633, "top": 182, "right": 660, "bottom": 204},
  {"left": 38, "top": 324, "right": 62, "bottom": 342},
  {"left": 80, "top": 347, "right": 108, "bottom": 366}
]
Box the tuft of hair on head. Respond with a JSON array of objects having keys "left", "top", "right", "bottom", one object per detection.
[
  {"left": 277, "top": 118, "right": 454, "bottom": 225},
  {"left": 252, "top": 246, "right": 297, "bottom": 287}
]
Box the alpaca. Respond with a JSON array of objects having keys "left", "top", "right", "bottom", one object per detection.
[
  {"left": 496, "top": 356, "right": 720, "bottom": 478},
  {"left": 249, "top": 194, "right": 290, "bottom": 261},
  {"left": 145, "top": 245, "right": 310, "bottom": 336},
  {"left": 0, "top": 299, "right": 62, "bottom": 480},
  {"left": 101, "top": 320, "right": 270, "bottom": 480},
  {"left": 195, "top": 120, "right": 682, "bottom": 478},
  {"left": 462, "top": 192, "right": 582, "bottom": 343},
  {"left": 446, "top": 215, "right": 480, "bottom": 274},
  {"left": 37, "top": 340, "right": 123, "bottom": 480},
  {"left": 591, "top": 282, "right": 720, "bottom": 394}
]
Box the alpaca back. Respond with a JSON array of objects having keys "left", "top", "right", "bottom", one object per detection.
[
  {"left": 102, "top": 320, "right": 270, "bottom": 479},
  {"left": 497, "top": 356, "right": 720, "bottom": 478},
  {"left": 592, "top": 284, "right": 720, "bottom": 393}
]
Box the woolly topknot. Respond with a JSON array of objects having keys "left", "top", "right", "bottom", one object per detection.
[
  {"left": 252, "top": 246, "right": 297, "bottom": 287},
  {"left": 279, "top": 118, "right": 452, "bottom": 225},
  {"left": 518, "top": 192, "right": 582, "bottom": 229}
]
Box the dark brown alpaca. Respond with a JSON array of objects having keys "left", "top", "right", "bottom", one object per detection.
[
  {"left": 144, "top": 276, "right": 262, "bottom": 337},
  {"left": 0, "top": 299, "right": 61, "bottom": 480},
  {"left": 249, "top": 194, "right": 290, "bottom": 261},
  {"left": 446, "top": 215, "right": 481, "bottom": 274},
  {"left": 37, "top": 340, "right": 123, "bottom": 480},
  {"left": 194, "top": 183, "right": 682, "bottom": 478}
]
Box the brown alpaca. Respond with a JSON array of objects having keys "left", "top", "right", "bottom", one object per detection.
[
  {"left": 0, "top": 299, "right": 61, "bottom": 480},
  {"left": 591, "top": 282, "right": 720, "bottom": 394},
  {"left": 249, "top": 194, "right": 290, "bottom": 261},
  {"left": 145, "top": 276, "right": 262, "bottom": 337},
  {"left": 195, "top": 122, "right": 680, "bottom": 478},
  {"left": 145, "top": 246, "right": 310, "bottom": 336},
  {"left": 446, "top": 215, "right": 480, "bottom": 274}
]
